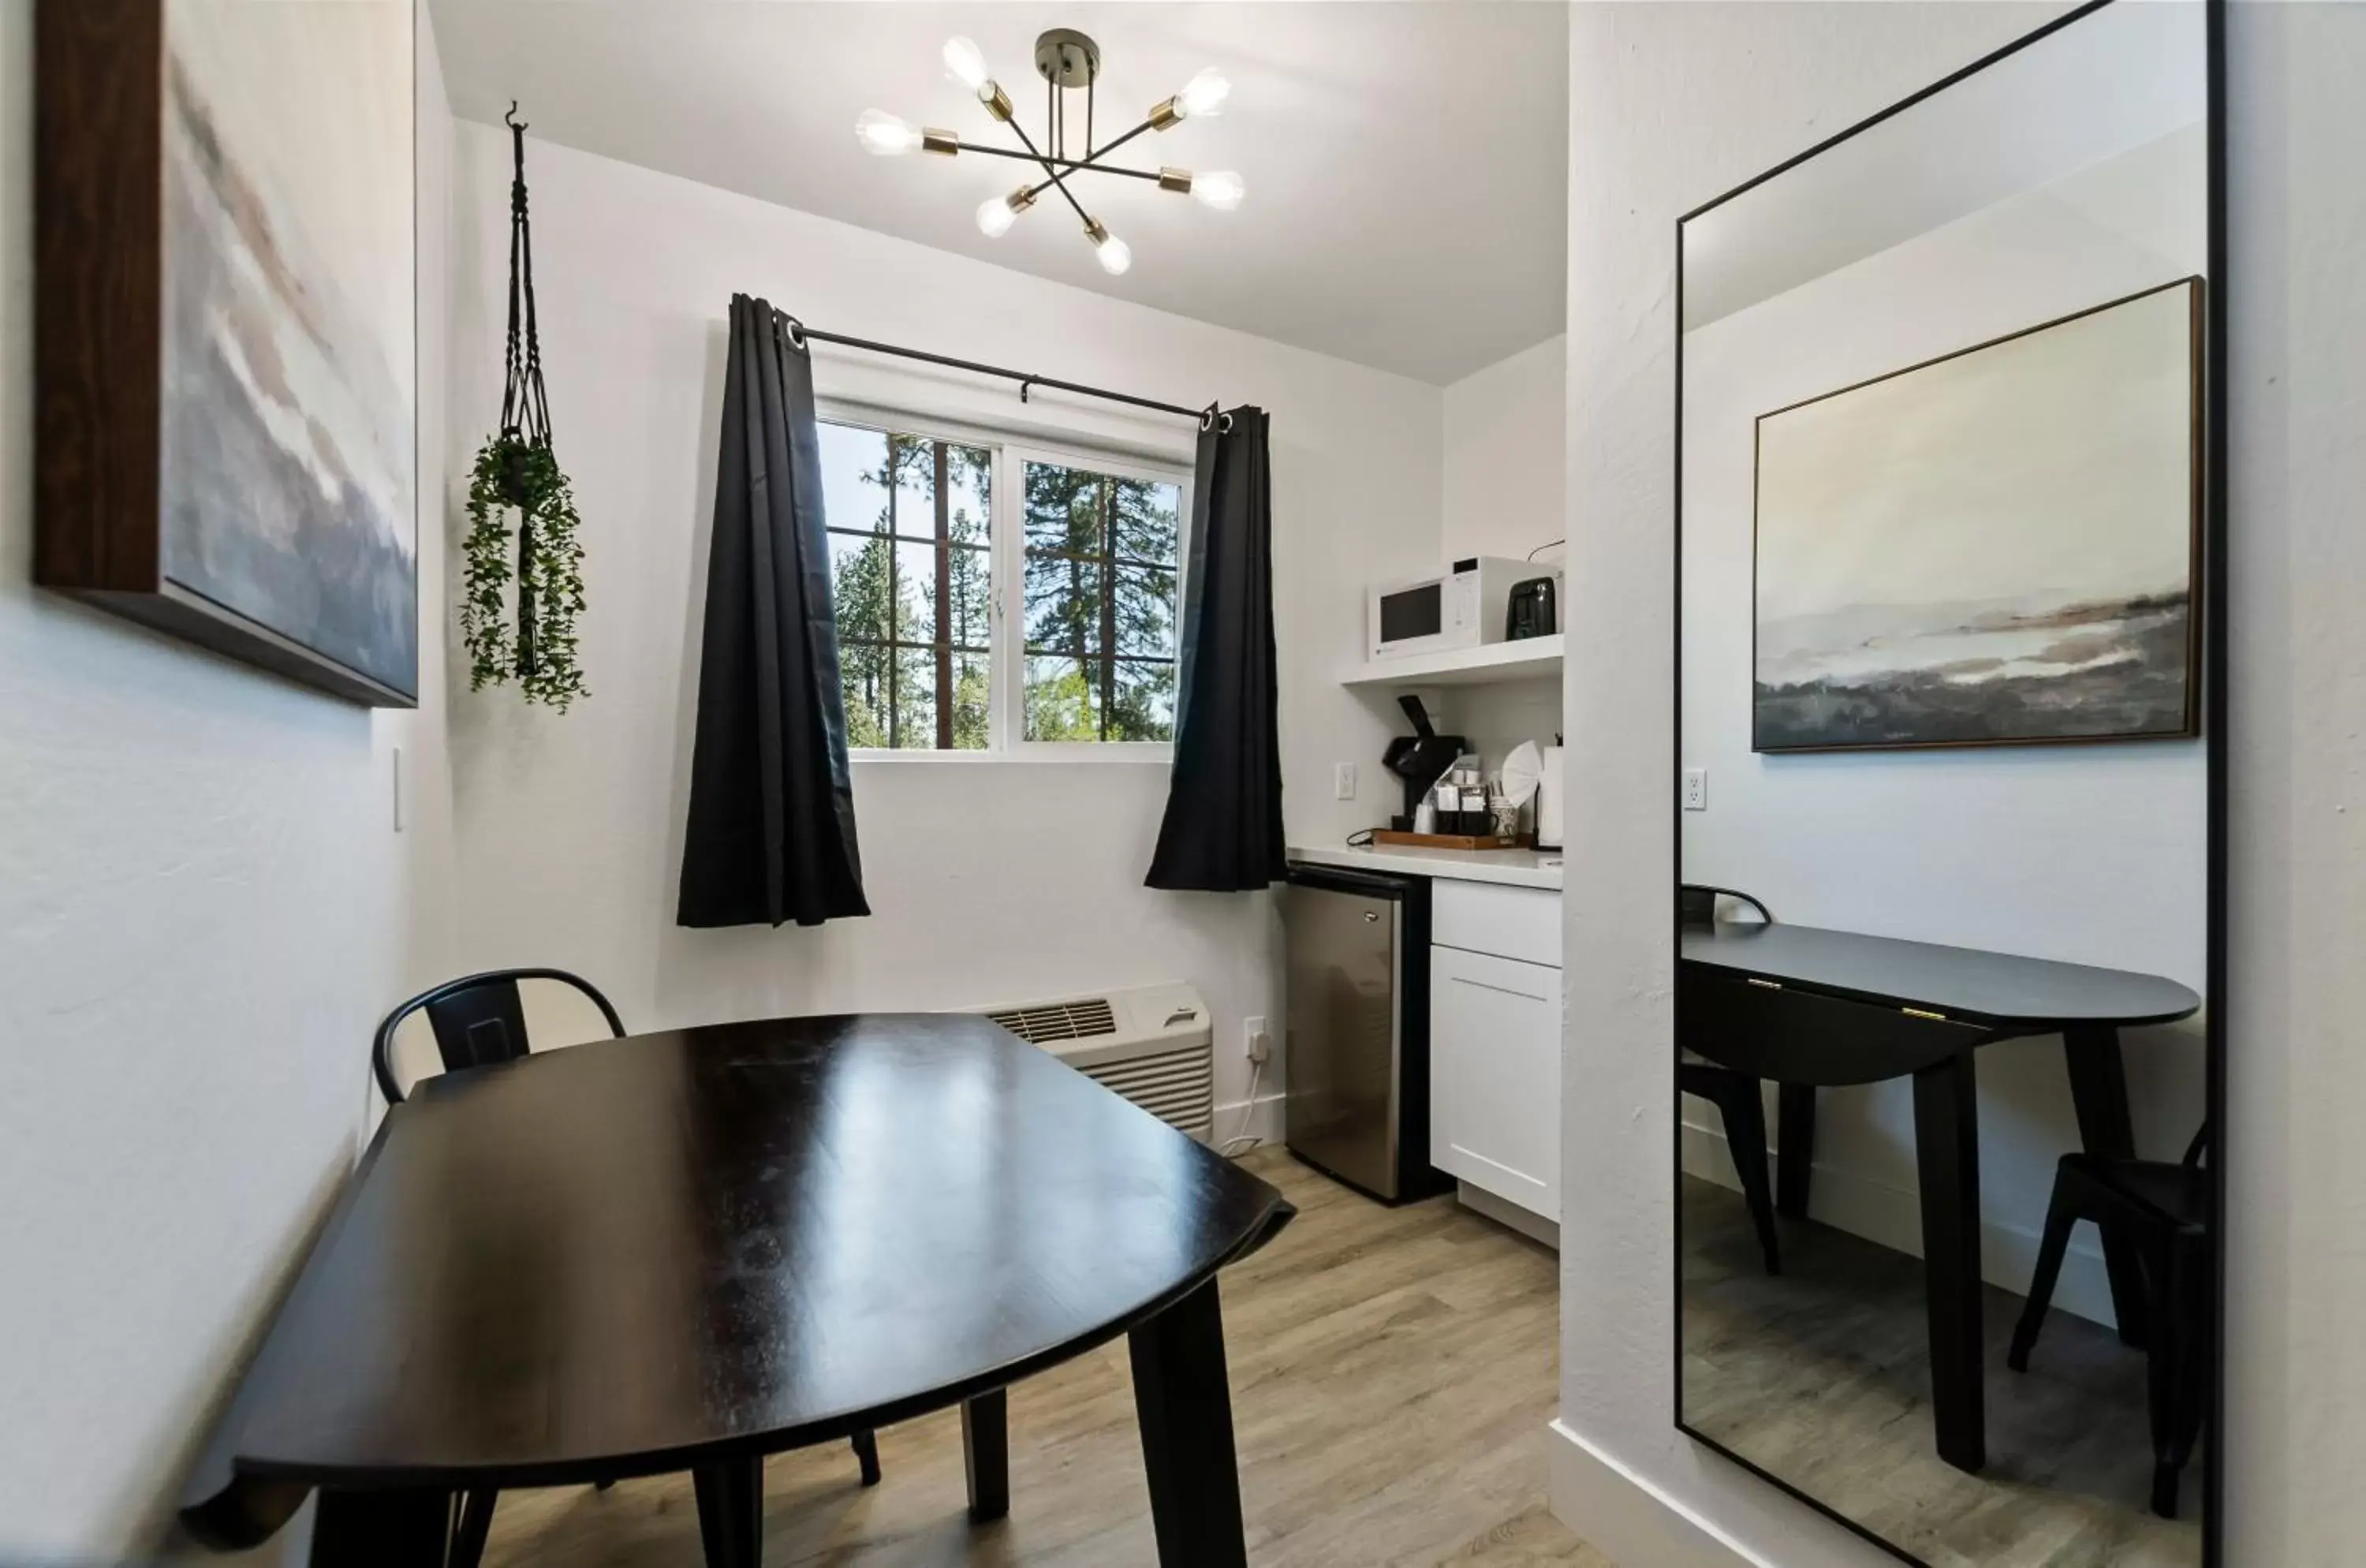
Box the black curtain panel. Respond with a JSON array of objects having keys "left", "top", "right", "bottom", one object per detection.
[
  {"left": 1147, "top": 406, "right": 1285, "bottom": 892},
  {"left": 677, "top": 297, "right": 870, "bottom": 928}
]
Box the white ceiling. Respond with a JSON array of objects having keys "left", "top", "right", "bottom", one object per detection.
[{"left": 427, "top": 2, "right": 1569, "bottom": 385}]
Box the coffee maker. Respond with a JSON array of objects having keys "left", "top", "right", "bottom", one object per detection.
[{"left": 1381, "top": 695, "right": 1467, "bottom": 829}]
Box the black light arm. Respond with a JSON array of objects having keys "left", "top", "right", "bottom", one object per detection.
[{"left": 954, "top": 140, "right": 1161, "bottom": 183}]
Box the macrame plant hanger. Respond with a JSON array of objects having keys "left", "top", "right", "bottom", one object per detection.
[
  {"left": 462, "top": 103, "right": 588, "bottom": 710},
  {"left": 499, "top": 103, "right": 551, "bottom": 677}
]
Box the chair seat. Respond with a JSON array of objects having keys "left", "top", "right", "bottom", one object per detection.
[{"left": 2058, "top": 1152, "right": 2208, "bottom": 1231}]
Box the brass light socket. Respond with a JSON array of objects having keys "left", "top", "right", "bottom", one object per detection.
[
  {"left": 1084, "top": 218, "right": 1111, "bottom": 246},
  {"left": 1157, "top": 167, "right": 1193, "bottom": 194},
  {"left": 1148, "top": 96, "right": 1181, "bottom": 131},
  {"left": 921, "top": 127, "right": 960, "bottom": 155},
  {"left": 1009, "top": 185, "right": 1039, "bottom": 213},
  {"left": 983, "top": 83, "right": 1016, "bottom": 122}
]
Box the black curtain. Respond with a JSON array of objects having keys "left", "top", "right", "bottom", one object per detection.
[
  {"left": 1147, "top": 406, "right": 1284, "bottom": 892},
  {"left": 677, "top": 297, "right": 869, "bottom": 928}
]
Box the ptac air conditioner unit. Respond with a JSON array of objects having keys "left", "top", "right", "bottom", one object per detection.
[{"left": 980, "top": 982, "right": 1214, "bottom": 1143}]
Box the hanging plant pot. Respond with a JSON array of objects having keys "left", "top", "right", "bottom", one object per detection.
[{"left": 461, "top": 105, "right": 588, "bottom": 711}]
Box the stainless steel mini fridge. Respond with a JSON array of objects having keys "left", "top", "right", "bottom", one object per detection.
[{"left": 1281, "top": 863, "right": 1452, "bottom": 1204}]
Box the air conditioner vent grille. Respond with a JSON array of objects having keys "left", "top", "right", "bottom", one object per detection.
[{"left": 987, "top": 998, "right": 1118, "bottom": 1044}]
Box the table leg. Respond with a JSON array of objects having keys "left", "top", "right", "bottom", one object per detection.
[
  {"left": 1776, "top": 1085, "right": 1816, "bottom": 1219},
  {"left": 1129, "top": 1279, "right": 1248, "bottom": 1568},
  {"left": 963, "top": 1388, "right": 1010, "bottom": 1521},
  {"left": 2064, "top": 1024, "right": 2150, "bottom": 1347},
  {"left": 691, "top": 1454, "right": 763, "bottom": 1568},
  {"left": 308, "top": 1487, "right": 451, "bottom": 1568},
  {"left": 1913, "top": 1051, "right": 1987, "bottom": 1474}
]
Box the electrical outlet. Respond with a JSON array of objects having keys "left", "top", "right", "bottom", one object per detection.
[
  {"left": 1243, "top": 1015, "right": 1271, "bottom": 1062},
  {"left": 1682, "top": 767, "right": 1708, "bottom": 811},
  {"left": 1334, "top": 762, "right": 1357, "bottom": 801}
]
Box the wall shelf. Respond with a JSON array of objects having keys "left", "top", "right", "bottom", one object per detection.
[{"left": 1342, "top": 635, "right": 1564, "bottom": 689}]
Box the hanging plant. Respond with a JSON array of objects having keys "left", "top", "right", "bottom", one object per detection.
[{"left": 462, "top": 104, "right": 588, "bottom": 711}]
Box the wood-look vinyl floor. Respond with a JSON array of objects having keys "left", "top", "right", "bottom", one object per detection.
[
  {"left": 480, "top": 1148, "right": 1614, "bottom": 1568},
  {"left": 1680, "top": 1174, "right": 2202, "bottom": 1568}
]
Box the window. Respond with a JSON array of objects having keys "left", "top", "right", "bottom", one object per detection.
[{"left": 819, "top": 413, "right": 1187, "bottom": 755}]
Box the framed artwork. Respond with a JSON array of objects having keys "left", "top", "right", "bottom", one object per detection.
[
  {"left": 1752, "top": 278, "right": 2200, "bottom": 753},
  {"left": 35, "top": 0, "right": 418, "bottom": 707}
]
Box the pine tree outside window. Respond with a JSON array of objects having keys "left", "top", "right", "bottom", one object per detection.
[{"left": 818, "top": 413, "right": 1188, "bottom": 756}]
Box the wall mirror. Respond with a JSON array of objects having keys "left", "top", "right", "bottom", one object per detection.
[{"left": 1673, "top": 3, "right": 2223, "bottom": 1564}]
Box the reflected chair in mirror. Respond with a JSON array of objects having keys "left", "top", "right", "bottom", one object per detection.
[
  {"left": 371, "top": 970, "right": 884, "bottom": 1568},
  {"left": 2007, "top": 1124, "right": 2211, "bottom": 1520},
  {"left": 1677, "top": 887, "right": 1814, "bottom": 1274}
]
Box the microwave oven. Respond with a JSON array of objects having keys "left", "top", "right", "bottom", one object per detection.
[{"left": 1368, "top": 557, "right": 1535, "bottom": 660}]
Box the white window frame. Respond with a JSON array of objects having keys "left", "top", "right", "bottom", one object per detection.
[{"left": 815, "top": 399, "right": 1192, "bottom": 763}]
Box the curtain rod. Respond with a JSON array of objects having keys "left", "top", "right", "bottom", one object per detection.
[{"left": 777, "top": 312, "right": 1226, "bottom": 429}]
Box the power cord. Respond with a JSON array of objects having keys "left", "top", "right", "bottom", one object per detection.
[{"left": 1218, "top": 1056, "right": 1264, "bottom": 1157}]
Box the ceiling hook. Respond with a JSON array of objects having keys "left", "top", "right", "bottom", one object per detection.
[{"left": 504, "top": 100, "right": 526, "bottom": 133}]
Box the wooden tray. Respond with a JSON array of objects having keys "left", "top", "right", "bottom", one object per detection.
[{"left": 1370, "top": 830, "right": 1534, "bottom": 852}]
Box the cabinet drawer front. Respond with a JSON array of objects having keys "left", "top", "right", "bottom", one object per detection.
[{"left": 1435, "top": 879, "right": 1562, "bottom": 968}]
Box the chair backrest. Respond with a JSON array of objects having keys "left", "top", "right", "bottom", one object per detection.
[
  {"left": 372, "top": 969, "right": 625, "bottom": 1105},
  {"left": 1681, "top": 884, "right": 1774, "bottom": 928}
]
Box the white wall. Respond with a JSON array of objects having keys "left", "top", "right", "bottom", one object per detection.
[
  {"left": 1552, "top": 4, "right": 2366, "bottom": 1566},
  {"left": 1446, "top": 333, "right": 1568, "bottom": 566},
  {"left": 441, "top": 125, "right": 1443, "bottom": 1130},
  {"left": 0, "top": 4, "right": 457, "bottom": 1559},
  {"left": 1679, "top": 122, "right": 2207, "bottom": 1325}
]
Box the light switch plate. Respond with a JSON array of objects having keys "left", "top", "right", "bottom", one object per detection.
[
  {"left": 1682, "top": 767, "right": 1707, "bottom": 811},
  {"left": 1334, "top": 762, "right": 1357, "bottom": 801}
]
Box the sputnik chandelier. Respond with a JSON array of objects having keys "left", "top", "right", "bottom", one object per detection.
[{"left": 855, "top": 28, "right": 1241, "bottom": 276}]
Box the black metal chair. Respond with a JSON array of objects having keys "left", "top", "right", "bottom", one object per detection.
[
  {"left": 372, "top": 970, "right": 883, "bottom": 1568},
  {"left": 2008, "top": 1125, "right": 2211, "bottom": 1520},
  {"left": 372, "top": 967, "right": 627, "bottom": 1105},
  {"left": 1678, "top": 887, "right": 1805, "bottom": 1275}
]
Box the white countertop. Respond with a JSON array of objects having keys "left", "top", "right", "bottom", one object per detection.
[{"left": 1286, "top": 842, "right": 1565, "bottom": 891}]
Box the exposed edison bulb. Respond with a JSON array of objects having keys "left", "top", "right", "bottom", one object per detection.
[
  {"left": 1094, "top": 230, "right": 1133, "bottom": 276},
  {"left": 942, "top": 36, "right": 992, "bottom": 95},
  {"left": 854, "top": 108, "right": 922, "bottom": 156},
  {"left": 1191, "top": 170, "right": 1245, "bottom": 211},
  {"left": 976, "top": 193, "right": 1018, "bottom": 238},
  {"left": 1175, "top": 67, "right": 1231, "bottom": 120}
]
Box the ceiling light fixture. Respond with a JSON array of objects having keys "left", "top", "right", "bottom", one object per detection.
[{"left": 855, "top": 28, "right": 1243, "bottom": 274}]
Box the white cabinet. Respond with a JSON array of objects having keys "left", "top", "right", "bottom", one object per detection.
[{"left": 1431, "top": 938, "right": 1562, "bottom": 1223}]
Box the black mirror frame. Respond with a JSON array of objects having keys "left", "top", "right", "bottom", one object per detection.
[{"left": 1667, "top": 2, "right": 2228, "bottom": 1562}]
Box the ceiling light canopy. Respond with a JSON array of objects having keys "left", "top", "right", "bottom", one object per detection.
[{"left": 855, "top": 27, "right": 1244, "bottom": 277}]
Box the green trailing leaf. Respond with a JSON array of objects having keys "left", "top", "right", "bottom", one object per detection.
[{"left": 463, "top": 432, "right": 589, "bottom": 711}]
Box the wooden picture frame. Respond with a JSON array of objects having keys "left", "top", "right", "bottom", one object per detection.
[{"left": 35, "top": 0, "right": 419, "bottom": 707}]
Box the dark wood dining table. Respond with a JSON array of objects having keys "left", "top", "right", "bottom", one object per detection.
[
  {"left": 1678, "top": 920, "right": 2200, "bottom": 1474},
  {"left": 177, "top": 1013, "right": 1295, "bottom": 1568}
]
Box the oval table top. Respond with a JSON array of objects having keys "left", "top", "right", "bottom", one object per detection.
[
  {"left": 1680, "top": 920, "right": 2201, "bottom": 1030},
  {"left": 181, "top": 1014, "right": 1294, "bottom": 1547}
]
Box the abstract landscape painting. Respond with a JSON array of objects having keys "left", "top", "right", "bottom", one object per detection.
[
  {"left": 159, "top": 0, "right": 417, "bottom": 700},
  {"left": 1752, "top": 280, "right": 2199, "bottom": 752}
]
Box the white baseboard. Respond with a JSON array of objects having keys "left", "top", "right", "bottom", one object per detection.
[
  {"left": 1548, "top": 1419, "right": 1768, "bottom": 1568},
  {"left": 1210, "top": 1088, "right": 1286, "bottom": 1152},
  {"left": 1678, "top": 1120, "right": 2118, "bottom": 1331}
]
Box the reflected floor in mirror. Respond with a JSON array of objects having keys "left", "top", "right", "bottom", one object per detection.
[{"left": 1681, "top": 1177, "right": 2199, "bottom": 1568}]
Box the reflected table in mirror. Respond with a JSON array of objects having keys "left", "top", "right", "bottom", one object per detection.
[
  {"left": 177, "top": 1014, "right": 1295, "bottom": 1568},
  {"left": 1678, "top": 921, "right": 2200, "bottom": 1475}
]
